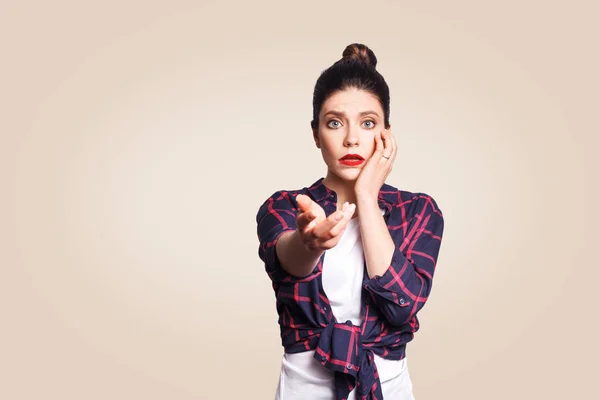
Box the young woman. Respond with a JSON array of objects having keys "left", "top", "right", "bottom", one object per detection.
[{"left": 256, "top": 43, "right": 445, "bottom": 400}]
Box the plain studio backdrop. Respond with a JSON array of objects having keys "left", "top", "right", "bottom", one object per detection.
[{"left": 1, "top": 1, "right": 598, "bottom": 399}]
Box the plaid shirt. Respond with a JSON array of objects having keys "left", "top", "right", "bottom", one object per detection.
[{"left": 256, "top": 177, "right": 444, "bottom": 400}]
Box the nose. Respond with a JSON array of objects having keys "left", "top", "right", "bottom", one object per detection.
[{"left": 343, "top": 125, "right": 360, "bottom": 147}]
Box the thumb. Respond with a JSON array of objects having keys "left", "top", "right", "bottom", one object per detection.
[{"left": 295, "top": 194, "right": 313, "bottom": 212}]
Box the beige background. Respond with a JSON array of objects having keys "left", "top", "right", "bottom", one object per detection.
[{"left": 1, "top": 0, "right": 598, "bottom": 399}]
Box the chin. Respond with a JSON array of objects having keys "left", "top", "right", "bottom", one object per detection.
[{"left": 334, "top": 168, "right": 361, "bottom": 182}]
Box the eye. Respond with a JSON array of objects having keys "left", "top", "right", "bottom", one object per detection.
[
  {"left": 326, "top": 120, "right": 342, "bottom": 128},
  {"left": 363, "top": 120, "right": 376, "bottom": 129}
]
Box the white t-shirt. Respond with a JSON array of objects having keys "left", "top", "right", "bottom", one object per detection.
[{"left": 275, "top": 211, "right": 415, "bottom": 400}]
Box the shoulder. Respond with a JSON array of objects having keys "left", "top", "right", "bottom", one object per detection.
[
  {"left": 255, "top": 184, "right": 312, "bottom": 223},
  {"left": 380, "top": 182, "right": 443, "bottom": 219},
  {"left": 259, "top": 185, "right": 312, "bottom": 208}
]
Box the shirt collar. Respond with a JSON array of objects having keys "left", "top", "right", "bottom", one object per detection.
[{"left": 307, "top": 177, "right": 395, "bottom": 213}]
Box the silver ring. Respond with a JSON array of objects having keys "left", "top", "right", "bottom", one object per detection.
[{"left": 381, "top": 155, "right": 390, "bottom": 159}]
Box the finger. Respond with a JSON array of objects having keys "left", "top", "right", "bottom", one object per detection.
[
  {"left": 381, "top": 130, "right": 393, "bottom": 161},
  {"left": 320, "top": 235, "right": 342, "bottom": 250},
  {"left": 312, "top": 209, "right": 346, "bottom": 239},
  {"left": 296, "top": 210, "right": 317, "bottom": 230},
  {"left": 389, "top": 130, "right": 397, "bottom": 162},
  {"left": 375, "top": 130, "right": 385, "bottom": 154},
  {"left": 342, "top": 201, "right": 349, "bottom": 212},
  {"left": 327, "top": 203, "right": 356, "bottom": 237},
  {"left": 295, "top": 194, "right": 314, "bottom": 213},
  {"left": 375, "top": 131, "right": 387, "bottom": 163}
]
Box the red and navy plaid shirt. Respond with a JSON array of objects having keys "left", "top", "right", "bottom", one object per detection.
[{"left": 256, "top": 177, "right": 444, "bottom": 400}]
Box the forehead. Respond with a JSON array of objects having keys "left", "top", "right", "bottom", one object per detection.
[{"left": 321, "top": 88, "right": 383, "bottom": 115}]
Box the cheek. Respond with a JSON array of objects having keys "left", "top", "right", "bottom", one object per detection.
[
  {"left": 321, "top": 145, "right": 335, "bottom": 161},
  {"left": 364, "top": 134, "right": 378, "bottom": 157},
  {"left": 320, "top": 137, "right": 336, "bottom": 155}
]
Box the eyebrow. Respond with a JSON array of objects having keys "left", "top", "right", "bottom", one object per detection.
[{"left": 323, "top": 110, "right": 381, "bottom": 118}]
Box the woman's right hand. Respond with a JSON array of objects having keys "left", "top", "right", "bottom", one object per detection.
[{"left": 295, "top": 194, "right": 356, "bottom": 252}]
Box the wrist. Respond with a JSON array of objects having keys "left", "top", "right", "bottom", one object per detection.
[
  {"left": 294, "top": 228, "right": 325, "bottom": 256},
  {"left": 355, "top": 191, "right": 378, "bottom": 205}
]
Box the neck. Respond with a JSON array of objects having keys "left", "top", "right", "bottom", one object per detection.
[{"left": 322, "top": 171, "right": 358, "bottom": 209}]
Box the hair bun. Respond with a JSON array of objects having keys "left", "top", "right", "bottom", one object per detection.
[{"left": 342, "top": 43, "right": 377, "bottom": 68}]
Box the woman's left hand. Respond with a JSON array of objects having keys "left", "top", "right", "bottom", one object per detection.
[{"left": 354, "top": 128, "right": 397, "bottom": 201}]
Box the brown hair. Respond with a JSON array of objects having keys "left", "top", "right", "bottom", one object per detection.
[
  {"left": 311, "top": 43, "right": 390, "bottom": 131},
  {"left": 341, "top": 43, "right": 378, "bottom": 68}
]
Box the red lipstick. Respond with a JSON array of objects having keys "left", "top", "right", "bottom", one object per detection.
[{"left": 339, "top": 153, "right": 365, "bottom": 166}]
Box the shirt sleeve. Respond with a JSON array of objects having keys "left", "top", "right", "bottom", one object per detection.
[
  {"left": 256, "top": 190, "right": 304, "bottom": 283},
  {"left": 364, "top": 194, "right": 445, "bottom": 326}
]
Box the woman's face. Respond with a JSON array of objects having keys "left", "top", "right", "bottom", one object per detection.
[{"left": 313, "top": 87, "right": 386, "bottom": 182}]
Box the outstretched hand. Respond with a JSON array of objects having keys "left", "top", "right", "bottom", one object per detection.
[{"left": 295, "top": 194, "right": 356, "bottom": 252}]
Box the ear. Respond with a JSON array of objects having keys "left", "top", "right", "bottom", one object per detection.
[{"left": 312, "top": 129, "right": 321, "bottom": 148}]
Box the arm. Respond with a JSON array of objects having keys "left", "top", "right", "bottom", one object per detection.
[
  {"left": 256, "top": 191, "right": 355, "bottom": 282},
  {"left": 256, "top": 191, "right": 305, "bottom": 283},
  {"left": 275, "top": 230, "right": 324, "bottom": 278},
  {"left": 362, "top": 194, "right": 444, "bottom": 326},
  {"left": 356, "top": 195, "right": 396, "bottom": 279}
]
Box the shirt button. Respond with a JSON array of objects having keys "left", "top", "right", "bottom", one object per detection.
[
  {"left": 347, "top": 364, "right": 353, "bottom": 370},
  {"left": 323, "top": 306, "right": 327, "bottom": 311},
  {"left": 321, "top": 356, "right": 327, "bottom": 362},
  {"left": 399, "top": 298, "right": 406, "bottom": 304}
]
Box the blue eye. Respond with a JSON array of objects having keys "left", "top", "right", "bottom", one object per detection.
[
  {"left": 327, "top": 120, "right": 341, "bottom": 128},
  {"left": 363, "top": 120, "right": 375, "bottom": 129}
]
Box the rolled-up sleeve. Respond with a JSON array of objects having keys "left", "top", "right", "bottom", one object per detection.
[
  {"left": 256, "top": 191, "right": 300, "bottom": 283},
  {"left": 364, "top": 194, "right": 444, "bottom": 326}
]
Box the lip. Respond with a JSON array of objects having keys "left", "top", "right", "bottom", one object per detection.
[
  {"left": 339, "top": 154, "right": 364, "bottom": 161},
  {"left": 340, "top": 159, "right": 364, "bottom": 166},
  {"left": 339, "top": 154, "right": 365, "bottom": 167}
]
